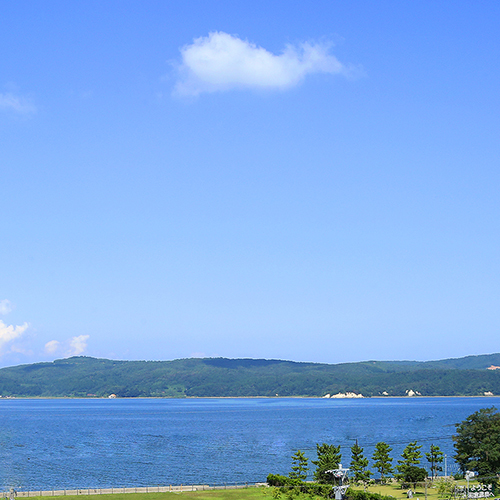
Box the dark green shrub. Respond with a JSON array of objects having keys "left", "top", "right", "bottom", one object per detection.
[{"left": 345, "top": 489, "right": 394, "bottom": 500}]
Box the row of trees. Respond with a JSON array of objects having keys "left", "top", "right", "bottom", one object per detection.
[
  {"left": 268, "top": 407, "right": 500, "bottom": 499},
  {"left": 268, "top": 408, "right": 500, "bottom": 499},
  {"left": 284, "top": 440, "right": 443, "bottom": 487}
]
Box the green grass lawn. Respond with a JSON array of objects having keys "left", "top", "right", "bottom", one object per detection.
[
  {"left": 19, "top": 480, "right": 481, "bottom": 500},
  {"left": 23, "top": 488, "right": 268, "bottom": 500},
  {"left": 355, "top": 482, "right": 440, "bottom": 500}
]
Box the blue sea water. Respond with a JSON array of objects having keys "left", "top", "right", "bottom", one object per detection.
[{"left": 0, "top": 397, "right": 498, "bottom": 491}]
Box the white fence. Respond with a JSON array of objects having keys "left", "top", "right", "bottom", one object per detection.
[{"left": 2, "top": 482, "right": 268, "bottom": 498}]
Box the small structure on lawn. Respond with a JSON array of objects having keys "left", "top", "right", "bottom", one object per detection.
[{"left": 326, "top": 464, "right": 350, "bottom": 500}]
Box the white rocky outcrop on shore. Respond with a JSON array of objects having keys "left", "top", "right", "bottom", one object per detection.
[
  {"left": 323, "top": 392, "right": 364, "bottom": 398},
  {"left": 405, "top": 389, "right": 421, "bottom": 397}
]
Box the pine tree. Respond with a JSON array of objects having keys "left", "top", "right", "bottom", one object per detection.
[
  {"left": 289, "top": 450, "right": 308, "bottom": 481},
  {"left": 397, "top": 441, "right": 422, "bottom": 477},
  {"left": 350, "top": 442, "right": 372, "bottom": 486},
  {"left": 312, "top": 443, "right": 342, "bottom": 484},
  {"left": 372, "top": 441, "right": 394, "bottom": 483},
  {"left": 396, "top": 441, "right": 424, "bottom": 484},
  {"left": 426, "top": 444, "right": 444, "bottom": 479}
]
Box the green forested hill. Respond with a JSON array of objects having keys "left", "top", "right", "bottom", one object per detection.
[{"left": 0, "top": 354, "right": 499, "bottom": 398}]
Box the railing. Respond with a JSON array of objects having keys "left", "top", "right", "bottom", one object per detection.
[{"left": 2, "top": 482, "right": 268, "bottom": 498}]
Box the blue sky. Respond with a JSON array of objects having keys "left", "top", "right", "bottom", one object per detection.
[{"left": 1, "top": 1, "right": 499, "bottom": 367}]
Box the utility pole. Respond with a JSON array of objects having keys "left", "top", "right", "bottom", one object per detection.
[
  {"left": 430, "top": 444, "right": 435, "bottom": 480},
  {"left": 465, "top": 471, "right": 475, "bottom": 499}
]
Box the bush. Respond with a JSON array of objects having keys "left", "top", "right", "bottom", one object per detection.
[
  {"left": 267, "top": 474, "right": 291, "bottom": 487},
  {"left": 435, "top": 478, "right": 455, "bottom": 499},
  {"left": 266, "top": 474, "right": 331, "bottom": 498},
  {"left": 345, "top": 489, "right": 394, "bottom": 500},
  {"left": 398, "top": 466, "right": 427, "bottom": 489}
]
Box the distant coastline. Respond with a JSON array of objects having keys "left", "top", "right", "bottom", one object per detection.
[
  {"left": 1, "top": 394, "right": 500, "bottom": 400},
  {"left": 1, "top": 354, "right": 499, "bottom": 399}
]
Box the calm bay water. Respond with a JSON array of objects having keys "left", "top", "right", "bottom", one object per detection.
[{"left": 1, "top": 397, "right": 498, "bottom": 490}]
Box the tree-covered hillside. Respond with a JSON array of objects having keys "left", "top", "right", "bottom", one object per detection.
[{"left": 0, "top": 354, "right": 499, "bottom": 398}]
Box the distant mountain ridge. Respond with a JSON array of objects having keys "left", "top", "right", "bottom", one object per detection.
[{"left": 1, "top": 353, "right": 500, "bottom": 398}]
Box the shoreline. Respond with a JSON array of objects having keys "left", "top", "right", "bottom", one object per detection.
[{"left": 1, "top": 395, "right": 499, "bottom": 400}]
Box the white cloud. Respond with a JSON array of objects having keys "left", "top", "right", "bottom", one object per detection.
[
  {"left": 0, "top": 320, "right": 29, "bottom": 353},
  {"left": 45, "top": 340, "right": 60, "bottom": 355},
  {"left": 0, "top": 299, "right": 12, "bottom": 315},
  {"left": 67, "top": 335, "right": 89, "bottom": 356},
  {"left": 174, "top": 32, "right": 346, "bottom": 96},
  {"left": 190, "top": 352, "right": 206, "bottom": 358},
  {"left": 0, "top": 92, "right": 36, "bottom": 114},
  {"left": 10, "top": 344, "right": 33, "bottom": 356}
]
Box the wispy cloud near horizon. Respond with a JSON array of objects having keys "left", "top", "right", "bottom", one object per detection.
[
  {"left": 0, "top": 320, "right": 29, "bottom": 354},
  {"left": 0, "top": 91, "right": 36, "bottom": 114},
  {"left": 173, "top": 32, "right": 348, "bottom": 96},
  {"left": 45, "top": 340, "right": 60, "bottom": 355},
  {"left": 0, "top": 299, "right": 12, "bottom": 315},
  {"left": 68, "top": 335, "right": 90, "bottom": 356},
  {"left": 44, "top": 335, "right": 90, "bottom": 357}
]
